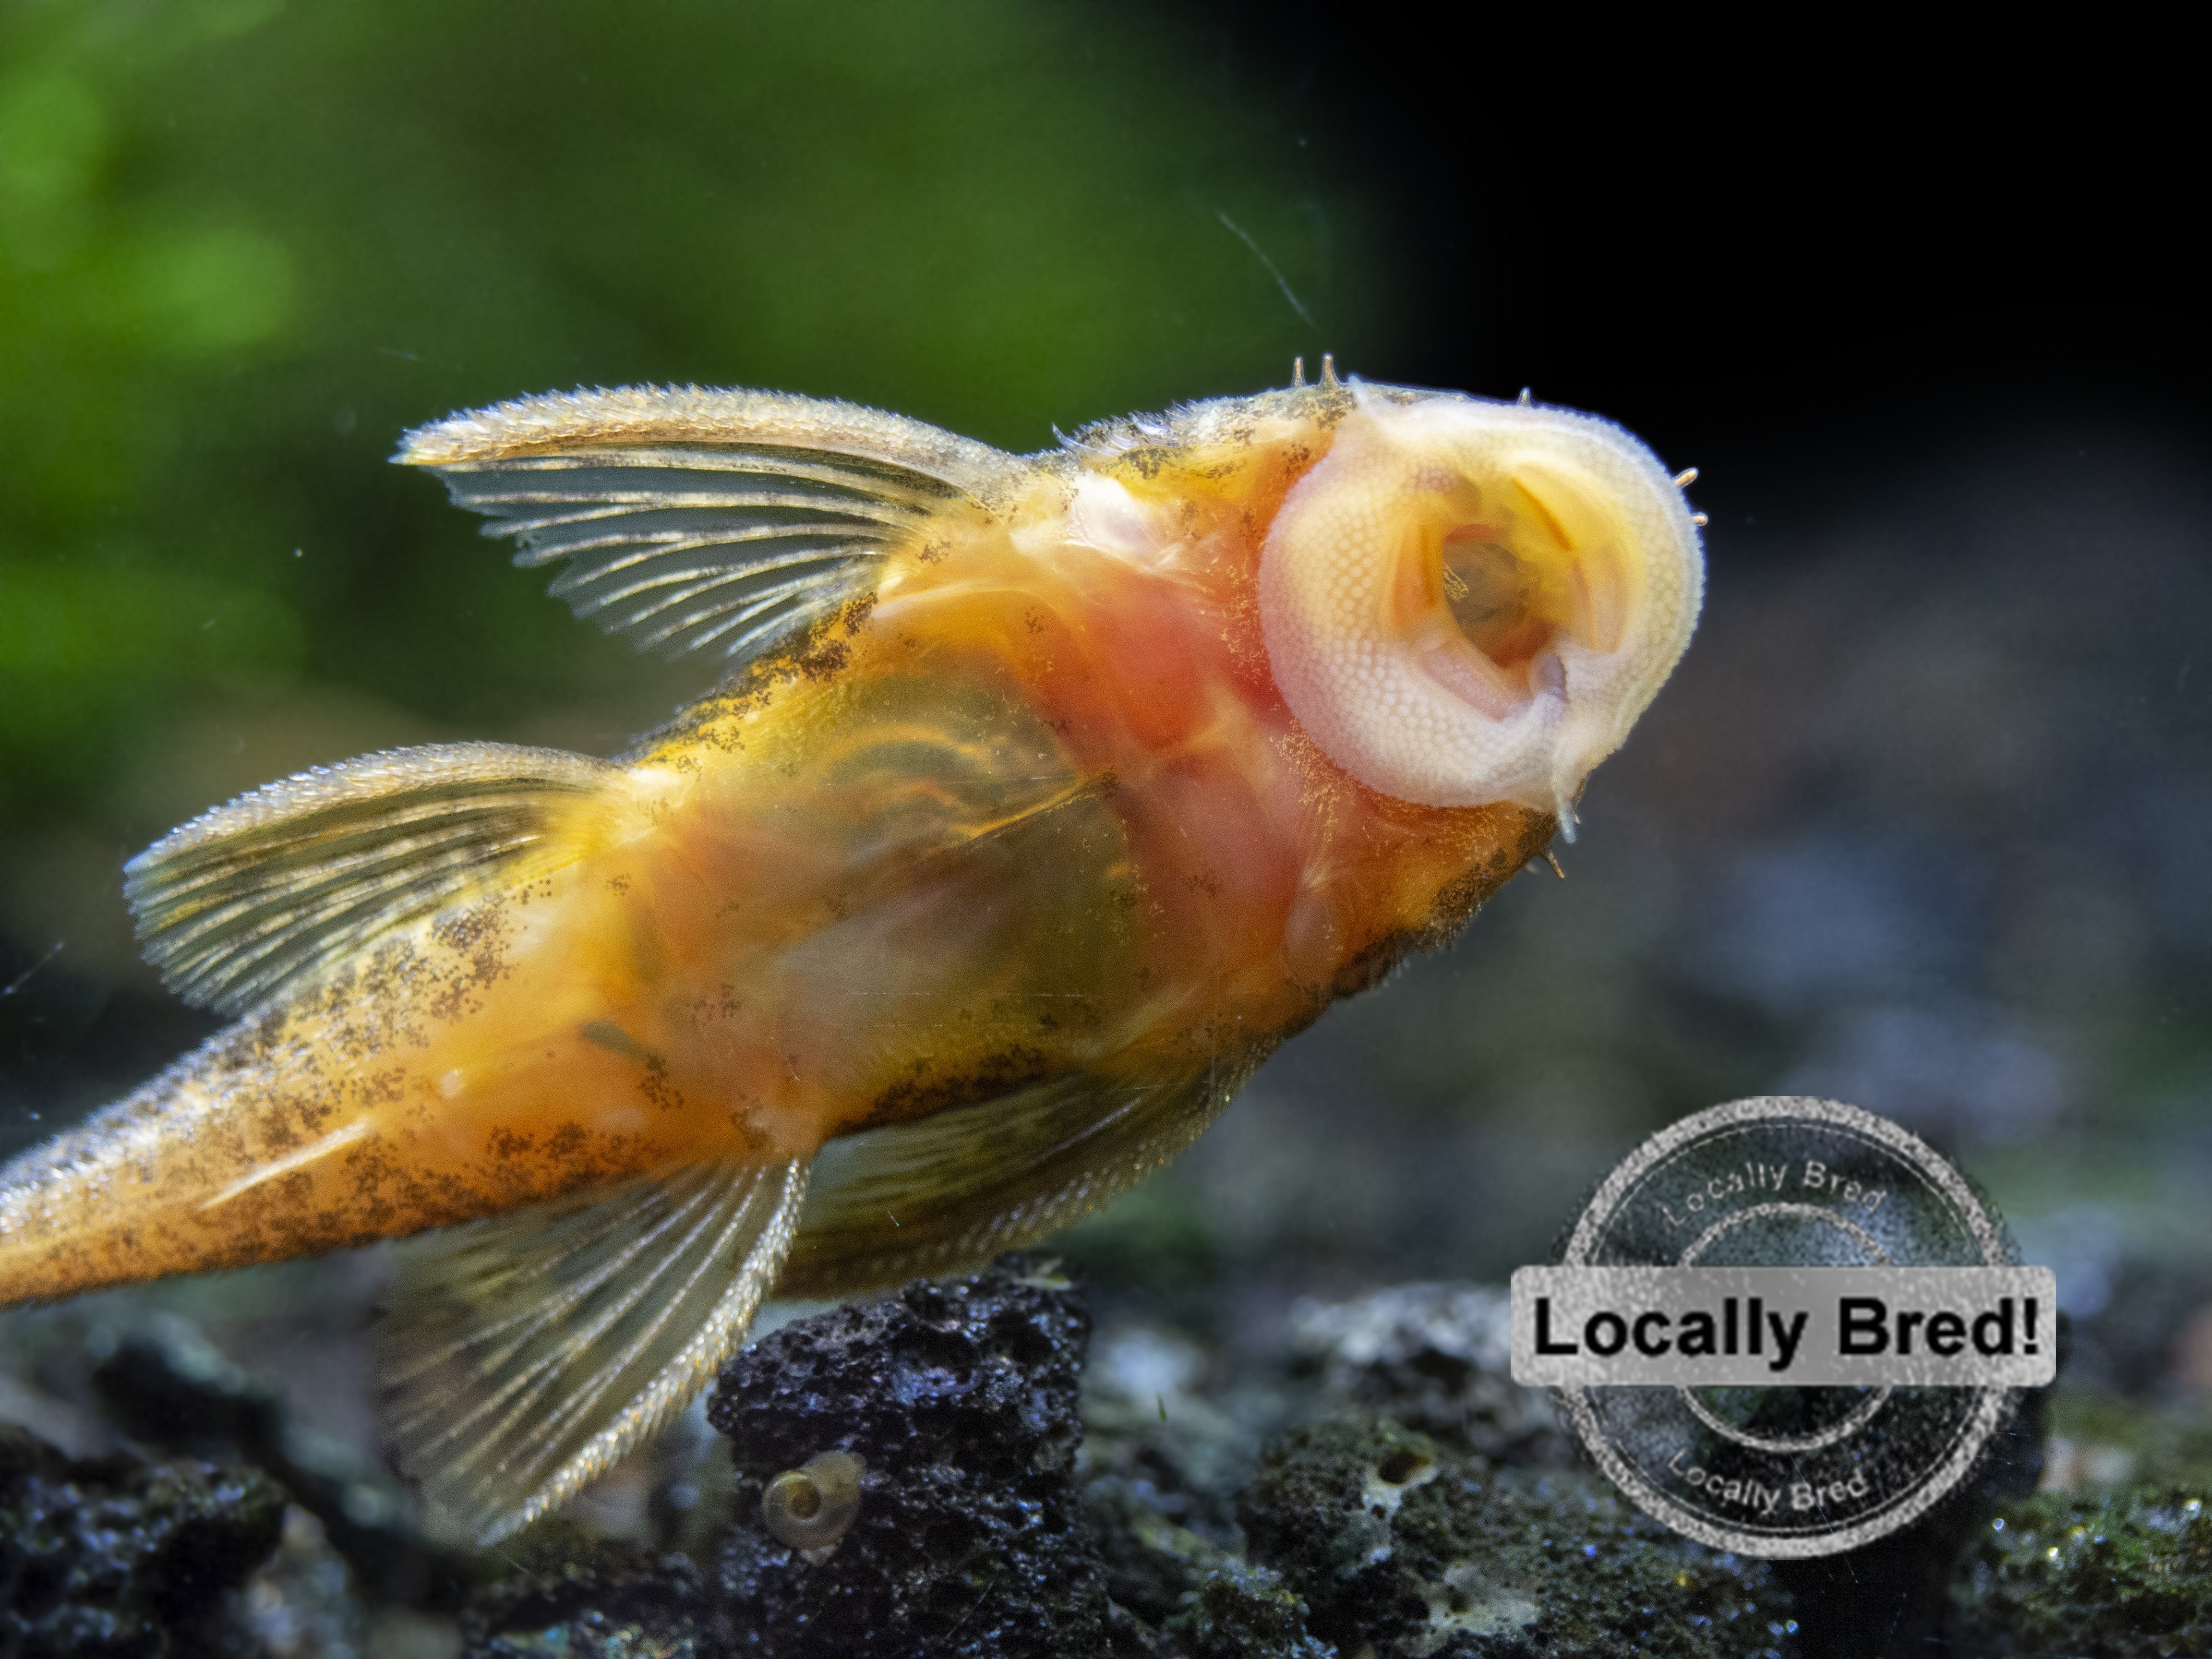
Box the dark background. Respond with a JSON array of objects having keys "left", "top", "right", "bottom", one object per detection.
[{"left": 3, "top": 0, "right": 2205, "bottom": 1391}]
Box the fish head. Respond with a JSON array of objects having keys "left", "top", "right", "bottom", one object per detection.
[{"left": 1259, "top": 385, "right": 1704, "bottom": 824}]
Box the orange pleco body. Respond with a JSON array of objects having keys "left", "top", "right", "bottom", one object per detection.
[{"left": 0, "top": 369, "right": 1704, "bottom": 1538}]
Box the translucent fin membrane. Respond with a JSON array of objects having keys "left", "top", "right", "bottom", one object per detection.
[
  {"left": 431, "top": 447, "right": 962, "bottom": 661},
  {"left": 379, "top": 1155, "right": 808, "bottom": 1543},
  {"left": 403, "top": 385, "right": 1035, "bottom": 674},
  {"left": 124, "top": 743, "right": 619, "bottom": 1016},
  {"left": 781, "top": 1058, "right": 1254, "bottom": 1298}
]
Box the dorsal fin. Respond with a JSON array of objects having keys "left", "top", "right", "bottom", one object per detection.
[
  {"left": 379, "top": 1154, "right": 809, "bottom": 1543},
  {"left": 124, "top": 742, "right": 625, "bottom": 1016},
  {"left": 397, "top": 385, "right": 1038, "bottom": 671}
]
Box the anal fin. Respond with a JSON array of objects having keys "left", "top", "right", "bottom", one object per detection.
[{"left": 377, "top": 1155, "right": 808, "bottom": 1543}]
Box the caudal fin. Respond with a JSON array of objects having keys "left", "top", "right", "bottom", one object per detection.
[{"left": 2, "top": 741, "right": 637, "bottom": 1310}]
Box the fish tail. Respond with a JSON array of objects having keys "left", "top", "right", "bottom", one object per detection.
[
  {"left": 0, "top": 739, "right": 659, "bottom": 1312},
  {"left": 0, "top": 1018, "right": 363, "bottom": 1307}
]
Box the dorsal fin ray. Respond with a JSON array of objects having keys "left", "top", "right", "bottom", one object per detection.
[
  {"left": 397, "top": 385, "right": 1039, "bottom": 670},
  {"left": 379, "top": 1154, "right": 809, "bottom": 1543},
  {"left": 124, "top": 742, "right": 625, "bottom": 1016}
]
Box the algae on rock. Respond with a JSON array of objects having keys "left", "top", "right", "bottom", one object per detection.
[
  {"left": 1950, "top": 1488, "right": 2212, "bottom": 1658},
  {"left": 1238, "top": 1416, "right": 1793, "bottom": 1659}
]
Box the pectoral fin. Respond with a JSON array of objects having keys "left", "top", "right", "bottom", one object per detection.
[
  {"left": 398, "top": 385, "right": 1036, "bottom": 670},
  {"left": 779, "top": 1055, "right": 1262, "bottom": 1299},
  {"left": 377, "top": 1155, "right": 808, "bottom": 1544},
  {"left": 125, "top": 742, "right": 625, "bottom": 1016}
]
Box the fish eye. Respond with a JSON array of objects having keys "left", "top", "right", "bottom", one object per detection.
[
  {"left": 762, "top": 1449, "right": 865, "bottom": 1549},
  {"left": 1258, "top": 391, "right": 1703, "bottom": 819}
]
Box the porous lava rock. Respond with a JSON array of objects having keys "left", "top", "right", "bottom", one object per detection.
[
  {"left": 460, "top": 1526, "right": 705, "bottom": 1658},
  {"left": 1287, "top": 1284, "right": 1574, "bottom": 1466},
  {"left": 1175, "top": 1556, "right": 1334, "bottom": 1659},
  {"left": 1238, "top": 1415, "right": 1793, "bottom": 1658},
  {"left": 90, "top": 1323, "right": 460, "bottom": 1608},
  {"left": 705, "top": 1253, "right": 1108, "bottom": 1657},
  {"left": 0, "top": 1423, "right": 285, "bottom": 1659},
  {"left": 1773, "top": 1382, "right": 2046, "bottom": 1658},
  {"left": 1947, "top": 1486, "right": 2212, "bottom": 1656}
]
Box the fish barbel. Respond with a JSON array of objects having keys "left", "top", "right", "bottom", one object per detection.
[{"left": 0, "top": 368, "right": 1703, "bottom": 1539}]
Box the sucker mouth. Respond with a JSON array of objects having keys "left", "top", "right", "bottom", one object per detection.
[
  {"left": 1413, "top": 505, "right": 1577, "bottom": 722},
  {"left": 1533, "top": 649, "right": 1565, "bottom": 700},
  {"left": 1417, "top": 635, "right": 1566, "bottom": 722},
  {"left": 1409, "top": 460, "right": 1635, "bottom": 721},
  {"left": 1417, "top": 636, "right": 1518, "bottom": 719},
  {"left": 1261, "top": 391, "right": 1699, "bottom": 813},
  {"left": 1440, "top": 527, "right": 1555, "bottom": 668}
]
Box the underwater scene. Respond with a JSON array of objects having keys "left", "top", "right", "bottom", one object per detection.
[{"left": 2, "top": 3, "right": 2205, "bottom": 1655}]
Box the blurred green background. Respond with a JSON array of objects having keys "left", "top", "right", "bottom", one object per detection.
[
  {"left": 1, "top": 0, "right": 2206, "bottom": 1320},
  {"left": 0, "top": 0, "right": 1386, "bottom": 983}
]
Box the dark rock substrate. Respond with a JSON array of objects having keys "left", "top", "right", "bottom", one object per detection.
[{"left": 0, "top": 1424, "right": 285, "bottom": 1659}]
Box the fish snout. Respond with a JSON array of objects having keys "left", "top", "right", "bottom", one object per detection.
[{"left": 1257, "top": 388, "right": 1704, "bottom": 820}]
